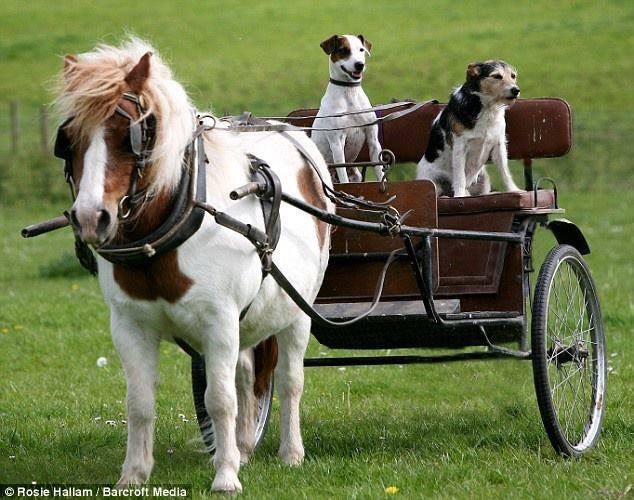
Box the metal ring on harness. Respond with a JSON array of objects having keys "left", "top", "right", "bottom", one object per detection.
[
  {"left": 197, "top": 114, "right": 217, "bottom": 131},
  {"left": 118, "top": 195, "right": 132, "bottom": 220},
  {"left": 378, "top": 148, "right": 395, "bottom": 192}
]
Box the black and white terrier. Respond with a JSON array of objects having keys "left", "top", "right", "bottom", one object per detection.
[
  {"left": 311, "top": 34, "right": 383, "bottom": 183},
  {"left": 416, "top": 60, "right": 522, "bottom": 197}
]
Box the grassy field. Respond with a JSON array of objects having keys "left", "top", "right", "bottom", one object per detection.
[
  {"left": 0, "top": 0, "right": 633, "bottom": 198},
  {"left": 1, "top": 195, "right": 632, "bottom": 498},
  {"left": 1, "top": 1, "right": 633, "bottom": 498}
]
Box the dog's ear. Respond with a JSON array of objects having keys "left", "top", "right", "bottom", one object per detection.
[
  {"left": 466, "top": 62, "right": 482, "bottom": 82},
  {"left": 320, "top": 35, "right": 339, "bottom": 55},
  {"left": 357, "top": 34, "right": 372, "bottom": 54}
]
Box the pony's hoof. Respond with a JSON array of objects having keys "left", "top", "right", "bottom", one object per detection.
[
  {"left": 115, "top": 476, "right": 143, "bottom": 489},
  {"left": 279, "top": 446, "right": 304, "bottom": 466},
  {"left": 115, "top": 465, "right": 151, "bottom": 489},
  {"left": 212, "top": 471, "right": 242, "bottom": 494}
]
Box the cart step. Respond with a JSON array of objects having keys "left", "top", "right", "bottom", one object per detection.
[
  {"left": 314, "top": 299, "right": 460, "bottom": 319},
  {"left": 311, "top": 300, "right": 522, "bottom": 349}
]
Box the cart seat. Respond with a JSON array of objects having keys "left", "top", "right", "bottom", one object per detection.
[{"left": 437, "top": 189, "right": 556, "bottom": 215}]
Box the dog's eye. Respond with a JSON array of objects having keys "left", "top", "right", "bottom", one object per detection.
[
  {"left": 511, "top": 73, "right": 516, "bottom": 79},
  {"left": 492, "top": 74, "right": 503, "bottom": 80}
]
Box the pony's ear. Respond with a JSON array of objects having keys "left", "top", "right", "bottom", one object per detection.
[
  {"left": 63, "top": 54, "right": 78, "bottom": 70},
  {"left": 320, "top": 35, "right": 339, "bottom": 55},
  {"left": 357, "top": 34, "right": 372, "bottom": 54},
  {"left": 125, "top": 51, "right": 152, "bottom": 93},
  {"left": 63, "top": 55, "right": 78, "bottom": 79}
]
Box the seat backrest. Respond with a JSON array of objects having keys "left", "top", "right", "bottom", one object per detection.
[{"left": 287, "top": 98, "right": 572, "bottom": 163}]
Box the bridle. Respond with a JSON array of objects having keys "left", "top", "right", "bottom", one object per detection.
[{"left": 54, "top": 91, "right": 157, "bottom": 220}]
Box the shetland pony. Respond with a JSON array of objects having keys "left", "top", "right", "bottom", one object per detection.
[{"left": 56, "top": 37, "right": 332, "bottom": 492}]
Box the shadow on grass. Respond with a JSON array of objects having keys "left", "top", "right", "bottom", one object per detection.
[{"left": 298, "top": 405, "right": 545, "bottom": 461}]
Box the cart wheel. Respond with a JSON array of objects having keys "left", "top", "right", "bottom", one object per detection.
[
  {"left": 191, "top": 353, "right": 273, "bottom": 454},
  {"left": 531, "top": 244, "right": 606, "bottom": 457}
]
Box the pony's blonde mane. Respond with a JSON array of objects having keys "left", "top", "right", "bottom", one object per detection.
[{"left": 54, "top": 37, "right": 195, "bottom": 194}]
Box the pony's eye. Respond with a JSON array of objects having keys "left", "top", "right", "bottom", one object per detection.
[{"left": 492, "top": 74, "right": 503, "bottom": 80}]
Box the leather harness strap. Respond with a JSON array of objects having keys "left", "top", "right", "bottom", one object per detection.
[{"left": 49, "top": 96, "right": 430, "bottom": 336}]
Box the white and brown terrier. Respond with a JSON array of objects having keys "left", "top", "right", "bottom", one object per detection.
[
  {"left": 416, "top": 60, "right": 522, "bottom": 197},
  {"left": 311, "top": 34, "right": 384, "bottom": 184}
]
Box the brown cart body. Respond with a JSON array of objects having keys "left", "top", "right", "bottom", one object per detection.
[{"left": 286, "top": 99, "right": 585, "bottom": 353}]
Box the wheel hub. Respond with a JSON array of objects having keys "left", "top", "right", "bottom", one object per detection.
[{"left": 548, "top": 339, "right": 589, "bottom": 367}]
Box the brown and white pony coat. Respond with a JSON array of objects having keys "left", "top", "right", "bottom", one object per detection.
[{"left": 56, "top": 38, "right": 331, "bottom": 493}]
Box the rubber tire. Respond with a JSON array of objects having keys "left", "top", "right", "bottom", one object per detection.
[
  {"left": 191, "top": 353, "right": 273, "bottom": 454},
  {"left": 531, "top": 244, "right": 607, "bottom": 457}
]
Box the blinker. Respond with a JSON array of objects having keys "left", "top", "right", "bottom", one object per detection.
[{"left": 54, "top": 118, "right": 73, "bottom": 160}]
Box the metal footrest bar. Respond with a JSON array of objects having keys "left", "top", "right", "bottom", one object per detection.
[{"left": 304, "top": 351, "right": 529, "bottom": 367}]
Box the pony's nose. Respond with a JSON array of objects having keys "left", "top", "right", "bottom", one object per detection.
[
  {"left": 71, "top": 206, "right": 112, "bottom": 245},
  {"left": 96, "top": 209, "right": 111, "bottom": 237}
]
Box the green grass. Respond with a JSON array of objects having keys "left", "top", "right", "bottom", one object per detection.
[
  {"left": 0, "top": 0, "right": 633, "bottom": 200},
  {"left": 1, "top": 198, "right": 633, "bottom": 498},
  {"left": 1, "top": 1, "right": 633, "bottom": 498}
]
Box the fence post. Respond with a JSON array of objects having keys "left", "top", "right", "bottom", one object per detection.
[
  {"left": 40, "top": 105, "right": 50, "bottom": 154},
  {"left": 10, "top": 101, "right": 19, "bottom": 153}
]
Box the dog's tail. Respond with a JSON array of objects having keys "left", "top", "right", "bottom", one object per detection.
[{"left": 254, "top": 336, "right": 278, "bottom": 398}]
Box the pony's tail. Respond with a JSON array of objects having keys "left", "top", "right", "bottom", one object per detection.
[{"left": 253, "top": 336, "right": 278, "bottom": 398}]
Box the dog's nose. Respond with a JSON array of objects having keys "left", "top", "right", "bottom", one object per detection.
[
  {"left": 354, "top": 62, "right": 365, "bottom": 71},
  {"left": 511, "top": 87, "right": 520, "bottom": 96}
]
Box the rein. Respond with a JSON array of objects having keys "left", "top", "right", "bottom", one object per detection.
[
  {"left": 223, "top": 100, "right": 437, "bottom": 133},
  {"left": 27, "top": 98, "right": 437, "bottom": 329}
]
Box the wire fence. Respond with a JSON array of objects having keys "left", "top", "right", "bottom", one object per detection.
[{"left": 1, "top": 101, "right": 632, "bottom": 205}]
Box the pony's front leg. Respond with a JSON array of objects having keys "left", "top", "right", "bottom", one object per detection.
[
  {"left": 275, "top": 316, "right": 310, "bottom": 465},
  {"left": 235, "top": 348, "right": 256, "bottom": 464},
  {"left": 111, "top": 313, "right": 159, "bottom": 487},
  {"left": 203, "top": 315, "right": 242, "bottom": 493}
]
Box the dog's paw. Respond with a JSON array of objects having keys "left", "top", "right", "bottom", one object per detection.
[
  {"left": 212, "top": 469, "right": 243, "bottom": 493},
  {"left": 505, "top": 183, "right": 523, "bottom": 193}
]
